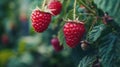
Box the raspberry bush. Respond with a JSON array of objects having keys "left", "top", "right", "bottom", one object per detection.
[
  {"left": 30, "top": 0, "right": 120, "bottom": 67},
  {"left": 0, "top": 0, "right": 119, "bottom": 67}
]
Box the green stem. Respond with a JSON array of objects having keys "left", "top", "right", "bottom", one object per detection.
[
  {"left": 73, "top": 0, "right": 77, "bottom": 20},
  {"left": 42, "top": 0, "right": 46, "bottom": 10}
]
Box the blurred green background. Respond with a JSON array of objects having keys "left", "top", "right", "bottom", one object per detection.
[{"left": 0, "top": 0, "right": 76, "bottom": 67}]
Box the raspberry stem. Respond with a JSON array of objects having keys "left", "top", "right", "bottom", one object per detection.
[
  {"left": 73, "top": 0, "right": 77, "bottom": 20},
  {"left": 42, "top": 0, "right": 46, "bottom": 10}
]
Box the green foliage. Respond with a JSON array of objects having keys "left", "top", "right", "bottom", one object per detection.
[
  {"left": 94, "top": 0, "right": 120, "bottom": 26},
  {"left": 87, "top": 24, "right": 106, "bottom": 43},
  {"left": 98, "top": 33, "right": 120, "bottom": 67},
  {"left": 0, "top": 49, "right": 14, "bottom": 67},
  {"left": 78, "top": 55, "right": 96, "bottom": 67},
  {"left": 92, "top": 1, "right": 120, "bottom": 66},
  {"left": 7, "top": 52, "right": 34, "bottom": 67}
]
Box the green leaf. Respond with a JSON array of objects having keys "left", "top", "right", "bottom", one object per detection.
[
  {"left": 78, "top": 55, "right": 96, "bottom": 67},
  {"left": 99, "top": 33, "right": 120, "bottom": 67},
  {"left": 87, "top": 24, "right": 106, "bottom": 43},
  {"left": 94, "top": 0, "right": 120, "bottom": 26}
]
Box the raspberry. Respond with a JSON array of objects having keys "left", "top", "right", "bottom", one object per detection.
[
  {"left": 31, "top": 9, "right": 52, "bottom": 32},
  {"left": 48, "top": 0, "right": 62, "bottom": 16},
  {"left": 51, "top": 37, "right": 63, "bottom": 52},
  {"left": 63, "top": 21, "right": 85, "bottom": 48}
]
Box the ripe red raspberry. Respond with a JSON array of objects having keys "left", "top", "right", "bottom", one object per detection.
[
  {"left": 31, "top": 9, "right": 52, "bottom": 33},
  {"left": 48, "top": 0, "right": 62, "bottom": 16},
  {"left": 63, "top": 21, "right": 85, "bottom": 48},
  {"left": 51, "top": 37, "right": 63, "bottom": 52}
]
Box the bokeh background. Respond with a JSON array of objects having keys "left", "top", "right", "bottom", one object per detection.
[{"left": 0, "top": 0, "right": 77, "bottom": 67}]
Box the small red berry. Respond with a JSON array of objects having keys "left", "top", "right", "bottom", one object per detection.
[
  {"left": 31, "top": 8, "right": 52, "bottom": 33},
  {"left": 1, "top": 34, "right": 9, "bottom": 45},
  {"left": 48, "top": 0, "right": 62, "bottom": 16},
  {"left": 51, "top": 37, "right": 63, "bottom": 52},
  {"left": 63, "top": 21, "right": 85, "bottom": 48}
]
